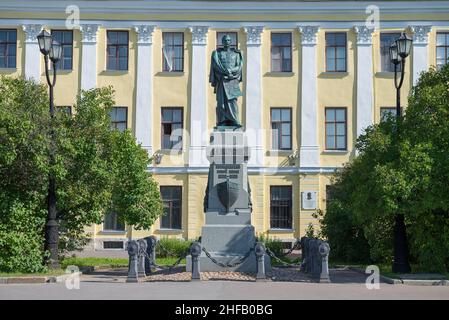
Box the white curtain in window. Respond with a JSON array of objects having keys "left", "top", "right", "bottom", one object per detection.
[{"left": 163, "top": 45, "right": 174, "bottom": 72}]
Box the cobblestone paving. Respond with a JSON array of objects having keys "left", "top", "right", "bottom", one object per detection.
[{"left": 143, "top": 266, "right": 317, "bottom": 282}]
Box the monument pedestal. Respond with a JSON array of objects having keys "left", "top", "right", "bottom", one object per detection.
[{"left": 186, "top": 129, "right": 271, "bottom": 273}]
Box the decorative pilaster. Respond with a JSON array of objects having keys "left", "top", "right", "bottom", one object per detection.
[
  {"left": 134, "top": 25, "right": 156, "bottom": 156},
  {"left": 298, "top": 26, "right": 319, "bottom": 168},
  {"left": 354, "top": 26, "right": 374, "bottom": 139},
  {"left": 80, "top": 24, "right": 100, "bottom": 90},
  {"left": 188, "top": 26, "right": 209, "bottom": 167},
  {"left": 22, "top": 24, "right": 43, "bottom": 80},
  {"left": 409, "top": 25, "right": 432, "bottom": 85},
  {"left": 243, "top": 26, "right": 264, "bottom": 167}
]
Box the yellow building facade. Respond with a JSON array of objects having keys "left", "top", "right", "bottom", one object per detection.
[{"left": 1, "top": 0, "right": 449, "bottom": 250}]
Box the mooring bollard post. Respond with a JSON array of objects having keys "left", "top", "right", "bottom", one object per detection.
[
  {"left": 126, "top": 240, "right": 139, "bottom": 283},
  {"left": 255, "top": 242, "right": 267, "bottom": 280},
  {"left": 190, "top": 241, "right": 202, "bottom": 281},
  {"left": 144, "top": 235, "right": 158, "bottom": 274},
  {"left": 300, "top": 237, "right": 307, "bottom": 272},
  {"left": 319, "top": 242, "right": 331, "bottom": 283},
  {"left": 137, "top": 239, "right": 147, "bottom": 278}
]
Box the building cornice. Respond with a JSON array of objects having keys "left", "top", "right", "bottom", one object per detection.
[{"left": 1, "top": 1, "right": 449, "bottom": 18}]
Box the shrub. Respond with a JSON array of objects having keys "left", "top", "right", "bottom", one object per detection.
[
  {"left": 156, "top": 237, "right": 192, "bottom": 258},
  {"left": 256, "top": 233, "right": 284, "bottom": 257}
]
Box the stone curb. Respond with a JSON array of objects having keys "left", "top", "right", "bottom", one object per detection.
[
  {"left": 347, "top": 266, "right": 449, "bottom": 286},
  {"left": 0, "top": 272, "right": 82, "bottom": 285}
]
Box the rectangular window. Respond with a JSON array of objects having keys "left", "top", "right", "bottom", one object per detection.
[
  {"left": 0, "top": 29, "right": 17, "bottom": 68},
  {"left": 109, "top": 107, "right": 127, "bottom": 132},
  {"left": 380, "top": 107, "right": 398, "bottom": 122},
  {"left": 271, "top": 108, "right": 292, "bottom": 150},
  {"left": 326, "top": 33, "right": 347, "bottom": 72},
  {"left": 107, "top": 30, "right": 128, "bottom": 71},
  {"left": 270, "top": 186, "right": 292, "bottom": 229},
  {"left": 160, "top": 186, "right": 182, "bottom": 230},
  {"left": 103, "top": 212, "right": 125, "bottom": 231},
  {"left": 437, "top": 32, "right": 449, "bottom": 70},
  {"left": 380, "top": 33, "right": 401, "bottom": 72},
  {"left": 216, "top": 32, "right": 238, "bottom": 49},
  {"left": 271, "top": 33, "right": 292, "bottom": 72},
  {"left": 161, "top": 107, "right": 183, "bottom": 150},
  {"left": 56, "top": 105, "right": 72, "bottom": 116},
  {"left": 163, "top": 32, "right": 184, "bottom": 72},
  {"left": 51, "top": 30, "right": 73, "bottom": 70},
  {"left": 325, "top": 108, "right": 347, "bottom": 150}
]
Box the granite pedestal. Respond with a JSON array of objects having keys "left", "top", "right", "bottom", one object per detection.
[{"left": 186, "top": 129, "right": 271, "bottom": 273}]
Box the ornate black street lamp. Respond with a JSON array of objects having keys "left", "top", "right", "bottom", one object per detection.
[
  {"left": 389, "top": 32, "right": 413, "bottom": 274},
  {"left": 37, "top": 29, "right": 62, "bottom": 269}
]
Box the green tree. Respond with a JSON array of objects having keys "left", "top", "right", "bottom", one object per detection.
[
  {"left": 321, "top": 64, "right": 449, "bottom": 272},
  {"left": 0, "top": 76, "right": 163, "bottom": 272}
]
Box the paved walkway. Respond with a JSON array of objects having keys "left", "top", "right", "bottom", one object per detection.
[{"left": 1, "top": 268, "right": 449, "bottom": 300}]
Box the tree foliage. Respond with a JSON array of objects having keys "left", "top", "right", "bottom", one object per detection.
[
  {"left": 0, "top": 76, "right": 163, "bottom": 272},
  {"left": 321, "top": 65, "right": 449, "bottom": 272}
]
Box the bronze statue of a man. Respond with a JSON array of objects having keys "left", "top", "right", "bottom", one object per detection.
[{"left": 209, "top": 34, "right": 243, "bottom": 128}]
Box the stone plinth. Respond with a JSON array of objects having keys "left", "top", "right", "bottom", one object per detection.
[{"left": 187, "top": 129, "right": 271, "bottom": 273}]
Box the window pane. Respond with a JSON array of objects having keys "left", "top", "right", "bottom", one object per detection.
[
  {"left": 281, "top": 34, "right": 291, "bottom": 45},
  {"left": 8, "top": 30, "right": 16, "bottom": 42},
  {"left": 326, "top": 136, "right": 335, "bottom": 149},
  {"left": 326, "top": 47, "right": 335, "bottom": 60},
  {"left": 63, "top": 46, "right": 72, "bottom": 57},
  {"left": 335, "top": 34, "right": 346, "bottom": 46},
  {"left": 118, "top": 32, "right": 128, "bottom": 44},
  {"left": 326, "top": 33, "right": 335, "bottom": 46},
  {"left": 163, "top": 123, "right": 172, "bottom": 135},
  {"left": 281, "top": 109, "right": 290, "bottom": 121},
  {"left": 116, "top": 123, "right": 126, "bottom": 132},
  {"left": 336, "top": 47, "right": 345, "bottom": 59},
  {"left": 327, "top": 57, "right": 335, "bottom": 71},
  {"left": 173, "top": 33, "right": 183, "bottom": 45},
  {"left": 173, "top": 110, "right": 182, "bottom": 122},
  {"left": 336, "top": 109, "right": 346, "bottom": 121},
  {"left": 107, "top": 58, "right": 115, "bottom": 70},
  {"left": 8, "top": 56, "right": 15, "bottom": 68},
  {"left": 271, "top": 59, "right": 281, "bottom": 72},
  {"left": 336, "top": 59, "right": 346, "bottom": 71},
  {"left": 336, "top": 123, "right": 345, "bottom": 135},
  {"left": 119, "top": 58, "right": 127, "bottom": 70},
  {"left": 326, "top": 123, "right": 335, "bottom": 135},
  {"left": 107, "top": 31, "right": 117, "bottom": 44},
  {"left": 118, "top": 46, "right": 127, "bottom": 57},
  {"left": 281, "top": 123, "right": 291, "bottom": 135},
  {"left": 281, "top": 136, "right": 291, "bottom": 149},
  {"left": 116, "top": 108, "right": 127, "bottom": 121},
  {"left": 0, "top": 31, "right": 6, "bottom": 42},
  {"left": 174, "top": 46, "right": 183, "bottom": 60},
  {"left": 325, "top": 109, "right": 335, "bottom": 121},
  {"left": 271, "top": 109, "right": 281, "bottom": 121},
  {"left": 283, "top": 46, "right": 291, "bottom": 59},
  {"left": 282, "top": 60, "right": 291, "bottom": 72},
  {"left": 336, "top": 136, "right": 346, "bottom": 149},
  {"left": 0, "top": 57, "right": 5, "bottom": 67},
  {"left": 437, "top": 47, "right": 446, "bottom": 60},
  {"left": 64, "top": 31, "right": 73, "bottom": 43},
  {"left": 437, "top": 33, "right": 446, "bottom": 46},
  {"left": 271, "top": 47, "right": 281, "bottom": 60},
  {"left": 162, "top": 109, "right": 172, "bottom": 122},
  {"left": 271, "top": 34, "right": 281, "bottom": 46}
]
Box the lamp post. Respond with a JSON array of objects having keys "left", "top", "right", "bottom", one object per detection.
[
  {"left": 37, "top": 30, "right": 62, "bottom": 269},
  {"left": 389, "top": 33, "right": 413, "bottom": 274}
]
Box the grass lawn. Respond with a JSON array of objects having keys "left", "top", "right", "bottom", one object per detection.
[
  {"left": 60, "top": 257, "right": 186, "bottom": 269},
  {"left": 0, "top": 269, "right": 65, "bottom": 278}
]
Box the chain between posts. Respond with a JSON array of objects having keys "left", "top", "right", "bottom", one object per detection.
[
  {"left": 202, "top": 246, "right": 254, "bottom": 269},
  {"left": 265, "top": 247, "right": 302, "bottom": 268},
  {"left": 143, "top": 249, "right": 188, "bottom": 270}
]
